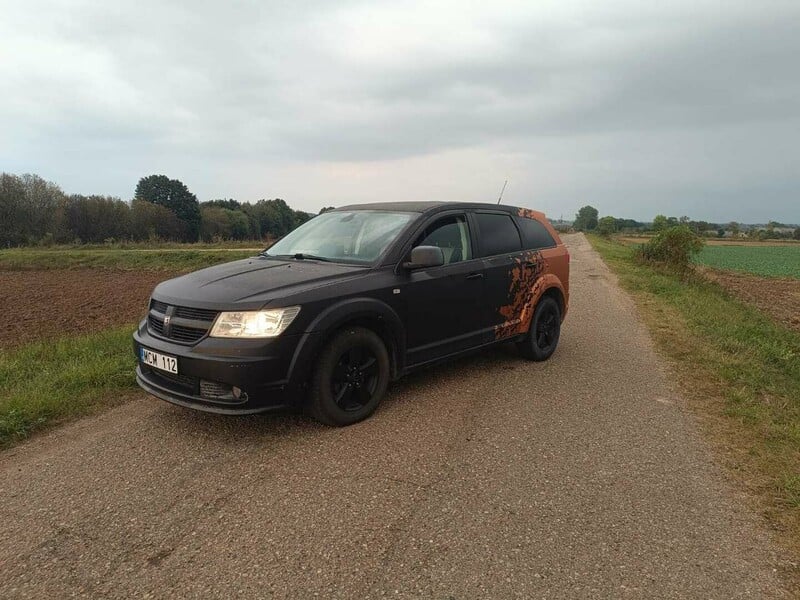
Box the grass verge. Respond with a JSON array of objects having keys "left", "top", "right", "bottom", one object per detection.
[
  {"left": 0, "top": 326, "right": 139, "bottom": 447},
  {"left": 0, "top": 248, "right": 257, "bottom": 271},
  {"left": 588, "top": 234, "right": 800, "bottom": 578}
]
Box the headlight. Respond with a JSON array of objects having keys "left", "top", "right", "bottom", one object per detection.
[{"left": 209, "top": 306, "right": 301, "bottom": 338}]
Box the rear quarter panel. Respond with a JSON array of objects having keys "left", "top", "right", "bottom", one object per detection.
[{"left": 514, "top": 208, "right": 570, "bottom": 321}]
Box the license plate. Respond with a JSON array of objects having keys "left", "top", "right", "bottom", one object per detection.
[{"left": 140, "top": 347, "right": 178, "bottom": 374}]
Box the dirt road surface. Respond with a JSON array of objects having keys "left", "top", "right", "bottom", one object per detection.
[{"left": 0, "top": 234, "right": 789, "bottom": 598}]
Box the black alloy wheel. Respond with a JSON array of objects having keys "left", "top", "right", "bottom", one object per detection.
[
  {"left": 308, "top": 327, "right": 390, "bottom": 426},
  {"left": 517, "top": 296, "right": 561, "bottom": 361},
  {"left": 535, "top": 305, "right": 559, "bottom": 352},
  {"left": 330, "top": 345, "right": 380, "bottom": 412}
]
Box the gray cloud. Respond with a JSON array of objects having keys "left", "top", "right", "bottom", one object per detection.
[{"left": 1, "top": 0, "right": 798, "bottom": 222}]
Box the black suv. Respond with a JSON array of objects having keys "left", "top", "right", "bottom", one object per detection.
[{"left": 134, "top": 202, "right": 570, "bottom": 425}]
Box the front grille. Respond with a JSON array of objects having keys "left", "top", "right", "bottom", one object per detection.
[
  {"left": 148, "top": 314, "right": 165, "bottom": 335},
  {"left": 175, "top": 306, "right": 218, "bottom": 321},
  {"left": 147, "top": 299, "right": 219, "bottom": 345},
  {"left": 151, "top": 299, "right": 169, "bottom": 313},
  {"left": 170, "top": 325, "right": 206, "bottom": 343}
]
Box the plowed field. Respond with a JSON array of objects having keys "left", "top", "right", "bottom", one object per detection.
[
  {"left": 0, "top": 270, "right": 176, "bottom": 349},
  {"left": 697, "top": 267, "right": 800, "bottom": 332}
]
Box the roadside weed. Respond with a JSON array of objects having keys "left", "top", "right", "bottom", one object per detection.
[{"left": 0, "top": 327, "right": 138, "bottom": 446}]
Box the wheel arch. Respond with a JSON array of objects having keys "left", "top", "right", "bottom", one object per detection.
[
  {"left": 322, "top": 315, "right": 402, "bottom": 380},
  {"left": 286, "top": 297, "right": 405, "bottom": 390},
  {"left": 540, "top": 284, "right": 566, "bottom": 320}
]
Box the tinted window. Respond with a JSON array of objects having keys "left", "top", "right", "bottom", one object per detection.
[
  {"left": 414, "top": 215, "right": 472, "bottom": 264},
  {"left": 474, "top": 213, "right": 522, "bottom": 257},
  {"left": 517, "top": 217, "right": 556, "bottom": 250}
]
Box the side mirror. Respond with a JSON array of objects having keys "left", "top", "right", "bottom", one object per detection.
[{"left": 403, "top": 245, "right": 444, "bottom": 270}]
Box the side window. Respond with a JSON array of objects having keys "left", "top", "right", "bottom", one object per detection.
[
  {"left": 517, "top": 217, "right": 556, "bottom": 250},
  {"left": 474, "top": 213, "right": 522, "bottom": 257},
  {"left": 413, "top": 215, "right": 472, "bottom": 264}
]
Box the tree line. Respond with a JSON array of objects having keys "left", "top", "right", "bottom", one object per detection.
[
  {"left": 0, "top": 172, "right": 313, "bottom": 246},
  {"left": 572, "top": 205, "right": 800, "bottom": 240}
]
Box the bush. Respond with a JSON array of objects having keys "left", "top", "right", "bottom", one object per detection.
[
  {"left": 597, "top": 216, "right": 616, "bottom": 237},
  {"left": 635, "top": 225, "right": 704, "bottom": 271}
]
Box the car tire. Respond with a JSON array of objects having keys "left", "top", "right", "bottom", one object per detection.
[
  {"left": 308, "top": 327, "right": 390, "bottom": 426},
  {"left": 517, "top": 296, "right": 561, "bottom": 361}
]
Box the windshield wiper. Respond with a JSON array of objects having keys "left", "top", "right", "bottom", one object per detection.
[
  {"left": 266, "top": 253, "right": 332, "bottom": 262},
  {"left": 292, "top": 253, "right": 331, "bottom": 262}
]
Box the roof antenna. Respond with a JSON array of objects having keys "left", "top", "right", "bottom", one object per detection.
[{"left": 496, "top": 179, "right": 508, "bottom": 205}]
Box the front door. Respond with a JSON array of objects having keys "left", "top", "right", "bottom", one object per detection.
[{"left": 400, "top": 213, "right": 485, "bottom": 366}]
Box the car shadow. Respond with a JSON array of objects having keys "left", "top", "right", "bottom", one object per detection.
[{"left": 152, "top": 342, "right": 524, "bottom": 443}]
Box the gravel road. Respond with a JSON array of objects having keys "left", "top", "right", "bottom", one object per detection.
[{"left": 0, "top": 234, "right": 789, "bottom": 598}]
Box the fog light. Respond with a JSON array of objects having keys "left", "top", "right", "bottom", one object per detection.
[{"left": 199, "top": 380, "right": 247, "bottom": 403}]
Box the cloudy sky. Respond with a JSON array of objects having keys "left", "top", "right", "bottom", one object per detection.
[{"left": 1, "top": 0, "right": 798, "bottom": 222}]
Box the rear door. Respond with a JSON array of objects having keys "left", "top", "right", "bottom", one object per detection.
[
  {"left": 470, "top": 211, "right": 526, "bottom": 342},
  {"left": 399, "top": 212, "right": 486, "bottom": 366},
  {"left": 516, "top": 214, "right": 568, "bottom": 307}
]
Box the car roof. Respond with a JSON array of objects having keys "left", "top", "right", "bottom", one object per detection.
[{"left": 334, "top": 201, "right": 535, "bottom": 215}]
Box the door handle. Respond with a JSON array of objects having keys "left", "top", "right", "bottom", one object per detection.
[{"left": 466, "top": 272, "right": 484, "bottom": 280}]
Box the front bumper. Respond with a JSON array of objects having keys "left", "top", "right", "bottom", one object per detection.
[{"left": 132, "top": 320, "right": 306, "bottom": 415}]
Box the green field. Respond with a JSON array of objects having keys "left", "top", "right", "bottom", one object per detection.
[
  {"left": 0, "top": 248, "right": 258, "bottom": 271},
  {"left": 0, "top": 327, "right": 138, "bottom": 447},
  {"left": 693, "top": 245, "right": 800, "bottom": 278}
]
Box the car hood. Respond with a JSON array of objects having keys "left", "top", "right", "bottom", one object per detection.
[{"left": 151, "top": 256, "right": 367, "bottom": 309}]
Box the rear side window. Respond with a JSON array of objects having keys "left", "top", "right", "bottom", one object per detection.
[
  {"left": 474, "top": 213, "right": 522, "bottom": 257},
  {"left": 517, "top": 217, "right": 556, "bottom": 250}
]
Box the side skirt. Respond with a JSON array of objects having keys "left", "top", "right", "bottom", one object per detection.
[{"left": 400, "top": 334, "right": 526, "bottom": 377}]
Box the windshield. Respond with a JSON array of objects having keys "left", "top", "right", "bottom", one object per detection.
[{"left": 264, "top": 210, "right": 414, "bottom": 265}]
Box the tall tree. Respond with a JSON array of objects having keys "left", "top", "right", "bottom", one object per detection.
[
  {"left": 135, "top": 175, "right": 201, "bottom": 241},
  {"left": 130, "top": 198, "right": 185, "bottom": 241},
  {"left": 0, "top": 173, "right": 26, "bottom": 245},
  {"left": 64, "top": 195, "right": 130, "bottom": 243},
  {"left": 200, "top": 206, "right": 233, "bottom": 241},
  {"left": 597, "top": 216, "right": 616, "bottom": 237},
  {"left": 248, "top": 198, "right": 306, "bottom": 238},
  {"left": 573, "top": 205, "right": 598, "bottom": 231},
  {"left": 199, "top": 206, "right": 253, "bottom": 241},
  {"left": 652, "top": 214, "right": 669, "bottom": 232},
  {"left": 694, "top": 221, "right": 711, "bottom": 234},
  {"left": 0, "top": 173, "right": 65, "bottom": 245},
  {"left": 202, "top": 198, "right": 241, "bottom": 210},
  {"left": 597, "top": 217, "right": 617, "bottom": 237}
]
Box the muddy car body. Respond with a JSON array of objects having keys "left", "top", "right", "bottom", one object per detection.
[{"left": 133, "top": 202, "right": 569, "bottom": 425}]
